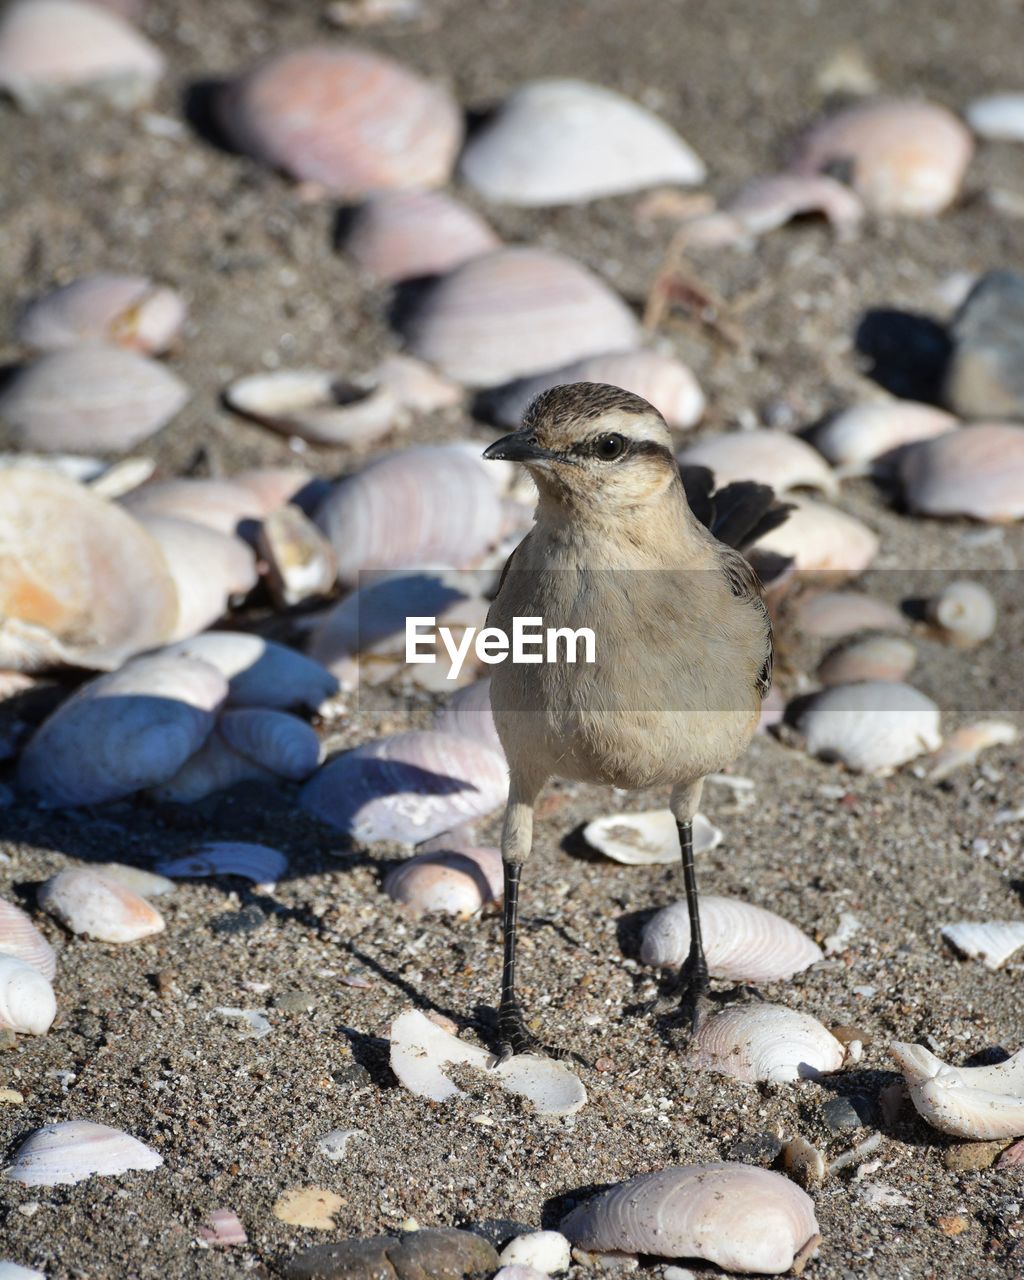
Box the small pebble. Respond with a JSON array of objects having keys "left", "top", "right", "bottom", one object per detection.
[
  {"left": 943, "top": 1140, "right": 1011, "bottom": 1172},
  {"left": 0, "top": 1088, "right": 24, "bottom": 1104},
  {"left": 821, "top": 1095, "right": 873, "bottom": 1132},
  {"left": 727, "top": 1133, "right": 784, "bottom": 1165},
  {"left": 498, "top": 1230, "right": 571, "bottom": 1274},
  {"left": 209, "top": 904, "right": 266, "bottom": 935},
  {"left": 937, "top": 1215, "right": 969, "bottom": 1237},
  {"left": 944, "top": 270, "right": 1024, "bottom": 419},
  {"left": 283, "top": 1229, "right": 498, "bottom": 1280},
  {"left": 274, "top": 991, "right": 317, "bottom": 1014}
]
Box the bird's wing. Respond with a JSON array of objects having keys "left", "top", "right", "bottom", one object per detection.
[
  {"left": 679, "top": 465, "right": 793, "bottom": 553},
  {"left": 492, "top": 530, "right": 532, "bottom": 599},
  {"left": 718, "top": 542, "right": 774, "bottom": 699}
]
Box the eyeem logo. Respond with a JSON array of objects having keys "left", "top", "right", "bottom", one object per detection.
[{"left": 406, "top": 616, "right": 596, "bottom": 681}]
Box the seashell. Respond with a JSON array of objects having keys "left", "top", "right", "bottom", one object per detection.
[
  {"left": 5, "top": 1120, "right": 163, "bottom": 1186},
  {"left": 0, "top": 1263, "right": 45, "bottom": 1279},
  {"left": 924, "top": 580, "right": 998, "bottom": 648},
  {"left": 370, "top": 353, "right": 463, "bottom": 414},
  {"left": 16, "top": 274, "right": 185, "bottom": 354},
  {"left": 389, "top": 1008, "right": 586, "bottom": 1116},
  {"left": 225, "top": 370, "right": 403, "bottom": 447},
  {"left": 434, "top": 678, "right": 504, "bottom": 758},
  {"left": 383, "top": 846, "right": 503, "bottom": 916},
  {"left": 926, "top": 720, "right": 1018, "bottom": 783},
  {"left": 0, "top": 346, "right": 188, "bottom": 452},
  {"left": 326, "top": 0, "right": 425, "bottom": 27},
  {"left": 796, "top": 680, "right": 942, "bottom": 774},
  {"left": 817, "top": 635, "right": 917, "bottom": 686},
  {"left": 0, "top": 469, "right": 179, "bottom": 672},
  {"left": 151, "top": 730, "right": 278, "bottom": 803},
  {"left": 94, "top": 864, "right": 175, "bottom": 897},
  {"left": 313, "top": 445, "right": 507, "bottom": 586},
  {"left": 793, "top": 590, "right": 908, "bottom": 640},
  {"left": 479, "top": 349, "right": 704, "bottom": 431},
  {"left": 723, "top": 172, "right": 864, "bottom": 238},
  {"left": 317, "top": 1128, "right": 365, "bottom": 1161},
  {"left": 198, "top": 1207, "right": 248, "bottom": 1248},
  {"left": 159, "top": 633, "right": 338, "bottom": 710},
  {"left": 218, "top": 708, "right": 323, "bottom": 780},
  {"left": 154, "top": 842, "right": 288, "bottom": 884},
  {"left": 789, "top": 98, "right": 973, "bottom": 217},
  {"left": 300, "top": 730, "right": 508, "bottom": 845},
  {"left": 230, "top": 467, "right": 320, "bottom": 513},
  {"left": 640, "top": 896, "right": 822, "bottom": 982},
  {"left": 343, "top": 190, "right": 500, "bottom": 283},
  {"left": 966, "top": 94, "right": 1024, "bottom": 141},
  {"left": 899, "top": 424, "right": 1024, "bottom": 522},
  {"left": 400, "top": 247, "right": 640, "bottom": 387},
  {"left": 560, "top": 1162, "right": 820, "bottom": 1274},
  {"left": 810, "top": 401, "right": 958, "bottom": 476},
  {"left": 37, "top": 869, "right": 164, "bottom": 944},
  {"left": 88, "top": 455, "right": 156, "bottom": 499},
  {"left": 0, "top": 0, "right": 163, "bottom": 111},
  {"left": 459, "top": 78, "right": 705, "bottom": 206},
  {"left": 685, "top": 1003, "right": 845, "bottom": 1084},
  {"left": 0, "top": 954, "right": 56, "bottom": 1035},
  {"left": 498, "top": 1233, "right": 571, "bottom": 1274},
  {"left": 891, "top": 1041, "right": 1024, "bottom": 1139},
  {"left": 679, "top": 429, "right": 838, "bottom": 497},
  {"left": 121, "top": 477, "right": 264, "bottom": 536},
  {"left": 217, "top": 45, "right": 462, "bottom": 196},
  {"left": 0, "top": 898, "right": 57, "bottom": 979},
  {"left": 18, "top": 654, "right": 227, "bottom": 806},
  {"left": 998, "top": 1138, "right": 1024, "bottom": 1168},
  {"left": 942, "top": 920, "right": 1024, "bottom": 970},
  {"left": 782, "top": 1136, "right": 826, "bottom": 1189},
  {"left": 754, "top": 497, "right": 879, "bottom": 577},
  {"left": 257, "top": 506, "right": 337, "bottom": 608},
  {"left": 582, "top": 809, "right": 722, "bottom": 865}
]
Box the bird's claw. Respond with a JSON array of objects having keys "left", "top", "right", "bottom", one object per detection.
[{"left": 493, "top": 1004, "right": 585, "bottom": 1066}]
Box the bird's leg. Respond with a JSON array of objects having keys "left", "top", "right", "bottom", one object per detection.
[
  {"left": 495, "top": 785, "right": 542, "bottom": 1062},
  {"left": 675, "top": 816, "right": 710, "bottom": 1033}
]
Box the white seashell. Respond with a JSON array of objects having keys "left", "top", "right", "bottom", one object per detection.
[
  {"left": 215, "top": 1007, "right": 271, "bottom": 1039},
  {"left": 230, "top": 467, "right": 320, "bottom": 513},
  {"left": 793, "top": 590, "right": 908, "bottom": 640},
  {"left": 88, "top": 455, "right": 157, "bottom": 499},
  {"left": 434, "top": 678, "right": 505, "bottom": 758},
  {"left": 685, "top": 1003, "right": 845, "bottom": 1084},
  {"left": 94, "top": 864, "right": 175, "bottom": 897},
  {"left": 258, "top": 506, "right": 338, "bottom": 608},
  {"left": 967, "top": 94, "right": 1024, "bottom": 141},
  {"left": 783, "top": 1136, "right": 827, "bottom": 1188},
  {"left": 16, "top": 275, "right": 185, "bottom": 354},
  {"left": 942, "top": 920, "right": 1024, "bottom": 970},
  {"left": 790, "top": 98, "right": 973, "bottom": 217},
  {"left": 796, "top": 680, "right": 942, "bottom": 774},
  {"left": 218, "top": 709, "right": 323, "bottom": 780},
  {"left": 891, "top": 1041, "right": 1024, "bottom": 1139},
  {"left": 480, "top": 349, "right": 704, "bottom": 431},
  {"left": 344, "top": 189, "right": 500, "bottom": 283},
  {"left": 158, "top": 633, "right": 338, "bottom": 710},
  {"left": 317, "top": 1128, "right": 366, "bottom": 1161},
  {"left": 300, "top": 730, "right": 508, "bottom": 845},
  {"left": 225, "top": 370, "right": 403, "bottom": 447},
  {"left": 0, "top": 954, "right": 56, "bottom": 1035},
  {"left": 560, "top": 1162, "right": 820, "bottom": 1274},
  {"left": 0, "top": 898, "right": 56, "bottom": 979},
  {"left": 370, "top": 353, "right": 463, "bottom": 414},
  {"left": 817, "top": 635, "right": 917, "bottom": 686},
  {"left": 151, "top": 731, "right": 278, "bottom": 803},
  {"left": 0, "top": 1263, "right": 46, "bottom": 1279},
  {"left": 38, "top": 869, "right": 165, "bottom": 943},
  {"left": 823, "top": 911, "right": 861, "bottom": 956},
  {"left": 121, "top": 477, "right": 264, "bottom": 536},
  {"left": 899, "top": 423, "right": 1024, "bottom": 522},
  {"left": 924, "top": 580, "right": 998, "bottom": 648},
  {"left": 400, "top": 247, "right": 641, "bottom": 387},
  {"left": 640, "top": 896, "right": 822, "bottom": 982},
  {"left": 810, "top": 401, "right": 958, "bottom": 475},
  {"left": 389, "top": 1008, "right": 586, "bottom": 1116},
  {"left": 154, "top": 842, "right": 288, "bottom": 884},
  {"left": 679, "top": 429, "right": 838, "bottom": 497},
  {"left": 197, "top": 1207, "right": 248, "bottom": 1248},
  {"left": 383, "top": 846, "right": 503, "bottom": 916},
  {"left": 459, "top": 78, "right": 705, "bottom": 206},
  {"left": 582, "top": 809, "right": 721, "bottom": 865},
  {"left": 493, "top": 1268, "right": 546, "bottom": 1280},
  {"left": 723, "top": 171, "right": 864, "bottom": 238},
  {"left": 498, "top": 1233, "right": 571, "bottom": 1275},
  {"left": 754, "top": 497, "right": 879, "bottom": 576},
  {"left": 926, "top": 720, "right": 1018, "bottom": 783},
  {"left": 5, "top": 1120, "right": 163, "bottom": 1186},
  {"left": 18, "top": 654, "right": 227, "bottom": 806}
]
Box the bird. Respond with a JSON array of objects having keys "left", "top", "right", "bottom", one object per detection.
[{"left": 481, "top": 381, "right": 788, "bottom": 1061}]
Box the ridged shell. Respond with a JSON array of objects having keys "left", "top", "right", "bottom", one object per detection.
[
  {"left": 258, "top": 506, "right": 338, "bottom": 608},
  {"left": 797, "top": 680, "right": 942, "bottom": 775},
  {"left": 679, "top": 429, "right": 837, "bottom": 497},
  {"left": 151, "top": 730, "right": 277, "bottom": 803},
  {"left": 121, "top": 478, "right": 265, "bottom": 535},
  {"left": 38, "top": 869, "right": 165, "bottom": 942},
  {"left": 231, "top": 467, "right": 320, "bottom": 513},
  {"left": 967, "top": 94, "right": 1024, "bottom": 140},
  {"left": 582, "top": 809, "right": 722, "bottom": 865},
  {"left": 640, "top": 896, "right": 822, "bottom": 982},
  {"left": 560, "top": 1163, "right": 820, "bottom": 1274},
  {"left": 137, "top": 516, "right": 257, "bottom": 641},
  {"left": 899, "top": 424, "right": 1024, "bottom": 522},
  {"left": 0, "top": 898, "right": 56, "bottom": 979},
  {"left": 891, "top": 1042, "right": 1024, "bottom": 1140},
  {"left": 0, "top": 346, "right": 188, "bottom": 452},
  {"left": 299, "top": 730, "right": 508, "bottom": 845},
  {"left": 926, "top": 720, "right": 1018, "bottom": 783},
  {"left": 94, "top": 864, "right": 175, "bottom": 897},
  {"left": 817, "top": 635, "right": 917, "bottom": 686},
  {"left": 344, "top": 190, "right": 500, "bottom": 283},
  {"left": 198, "top": 1208, "right": 248, "bottom": 1248},
  {"left": 810, "top": 402, "right": 958, "bottom": 475},
  {"left": 225, "top": 370, "right": 402, "bottom": 447},
  {"left": 754, "top": 497, "right": 879, "bottom": 576},
  {"left": 159, "top": 634, "right": 338, "bottom": 710},
  {"left": 790, "top": 98, "right": 973, "bottom": 217},
  {"left": 686, "top": 1003, "right": 845, "bottom": 1084},
  {"left": 942, "top": 920, "right": 1024, "bottom": 970},
  {"left": 383, "top": 846, "right": 503, "bottom": 916},
  {"left": 793, "top": 590, "right": 908, "bottom": 640},
  {"left": 434, "top": 679, "right": 504, "bottom": 758},
  {"left": 217, "top": 45, "right": 463, "bottom": 196},
  {"left": 218, "top": 709, "right": 323, "bottom": 780},
  {"left": 459, "top": 78, "right": 705, "bottom": 206},
  {"left": 0, "top": 954, "right": 56, "bottom": 1035},
  {"left": 5, "top": 1120, "right": 163, "bottom": 1186},
  {"left": 18, "top": 654, "right": 227, "bottom": 805},
  {"left": 400, "top": 247, "right": 640, "bottom": 387},
  {"left": 154, "top": 842, "right": 288, "bottom": 884},
  {"left": 16, "top": 275, "right": 185, "bottom": 354},
  {"left": 925, "top": 580, "right": 998, "bottom": 647}
]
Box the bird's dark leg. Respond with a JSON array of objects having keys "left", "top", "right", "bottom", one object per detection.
[
  {"left": 496, "top": 859, "right": 533, "bottom": 1061},
  {"left": 676, "top": 817, "right": 710, "bottom": 1033}
]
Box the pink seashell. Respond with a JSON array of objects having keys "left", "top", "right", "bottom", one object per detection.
[
  {"left": 383, "top": 846, "right": 503, "bottom": 916},
  {"left": 679, "top": 429, "right": 838, "bottom": 497},
  {"left": 790, "top": 98, "right": 973, "bottom": 217},
  {"left": 0, "top": 898, "right": 57, "bottom": 979},
  {"left": 198, "top": 1207, "right": 248, "bottom": 1248},
  {"left": 38, "top": 868, "right": 165, "bottom": 942},
  {"left": 754, "top": 497, "right": 879, "bottom": 577},
  {"left": 0, "top": 954, "right": 56, "bottom": 1035},
  {"left": 810, "top": 401, "right": 958, "bottom": 475},
  {"left": 899, "top": 423, "right": 1024, "bottom": 522},
  {"left": 16, "top": 274, "right": 185, "bottom": 355},
  {"left": 685, "top": 1004, "right": 845, "bottom": 1084},
  {"left": 225, "top": 370, "right": 403, "bottom": 447},
  {"left": 121, "top": 478, "right": 265, "bottom": 536},
  {"left": 344, "top": 190, "right": 500, "bottom": 283},
  {"left": 155, "top": 842, "right": 287, "bottom": 883},
  {"left": 159, "top": 633, "right": 338, "bottom": 710},
  {"left": 230, "top": 467, "right": 319, "bottom": 513},
  {"left": 5, "top": 1120, "right": 163, "bottom": 1186},
  {"left": 218, "top": 708, "right": 323, "bottom": 780},
  {"left": 400, "top": 247, "right": 640, "bottom": 387},
  {"left": 434, "top": 678, "right": 504, "bottom": 759},
  {"left": 817, "top": 635, "right": 917, "bottom": 686},
  {"left": 793, "top": 590, "right": 909, "bottom": 639},
  {"left": 724, "top": 171, "right": 865, "bottom": 237},
  {"left": 217, "top": 45, "right": 463, "bottom": 196},
  {"left": 370, "top": 353, "right": 463, "bottom": 414}
]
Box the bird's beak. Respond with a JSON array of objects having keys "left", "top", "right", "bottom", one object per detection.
[{"left": 483, "top": 430, "right": 556, "bottom": 464}]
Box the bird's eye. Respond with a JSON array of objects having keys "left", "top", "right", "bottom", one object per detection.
[{"left": 594, "top": 433, "right": 626, "bottom": 461}]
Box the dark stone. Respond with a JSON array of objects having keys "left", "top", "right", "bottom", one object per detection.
[
  {"left": 727, "top": 1132, "right": 784, "bottom": 1165},
  {"left": 945, "top": 270, "right": 1024, "bottom": 419},
  {"left": 283, "top": 1229, "right": 498, "bottom": 1280},
  {"left": 209, "top": 903, "right": 266, "bottom": 935},
  {"left": 457, "top": 1218, "right": 536, "bottom": 1250},
  {"left": 821, "top": 1094, "right": 874, "bottom": 1132},
  {"left": 331, "top": 1062, "right": 371, "bottom": 1088},
  {"left": 283, "top": 1235, "right": 398, "bottom": 1279}
]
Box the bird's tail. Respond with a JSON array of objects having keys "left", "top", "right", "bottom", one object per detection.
[{"left": 679, "top": 464, "right": 793, "bottom": 553}]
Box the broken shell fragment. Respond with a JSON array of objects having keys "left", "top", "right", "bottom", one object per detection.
[
  {"left": 899, "top": 423, "right": 1024, "bottom": 522},
  {"left": 16, "top": 275, "right": 185, "bottom": 355},
  {"left": 754, "top": 498, "right": 879, "bottom": 577},
  {"left": 498, "top": 1233, "right": 571, "bottom": 1274},
  {"left": 817, "top": 635, "right": 917, "bottom": 686},
  {"left": 370, "top": 353, "right": 463, "bottom": 414},
  {"left": 582, "top": 809, "right": 721, "bottom": 865},
  {"left": 891, "top": 1041, "right": 1024, "bottom": 1139},
  {"left": 154, "top": 842, "right": 288, "bottom": 884},
  {"left": 225, "top": 370, "right": 402, "bottom": 447},
  {"left": 679, "top": 429, "right": 838, "bottom": 497},
  {"left": 0, "top": 955, "right": 56, "bottom": 1035},
  {"left": 941, "top": 920, "right": 1024, "bottom": 970},
  {"left": 121, "top": 477, "right": 264, "bottom": 536},
  {"left": 0, "top": 898, "right": 57, "bottom": 979},
  {"left": 810, "top": 401, "right": 958, "bottom": 475},
  {"left": 685, "top": 1003, "right": 845, "bottom": 1084},
  {"left": 724, "top": 172, "right": 864, "bottom": 238},
  {"left": 383, "top": 846, "right": 503, "bottom": 916},
  {"left": 258, "top": 505, "right": 337, "bottom": 607},
  {"left": 967, "top": 94, "right": 1024, "bottom": 141},
  {"left": 5, "top": 1120, "right": 163, "bottom": 1186},
  {"left": 560, "top": 1162, "right": 820, "bottom": 1275},
  {"left": 159, "top": 633, "right": 338, "bottom": 710},
  {"left": 343, "top": 189, "right": 500, "bottom": 282},
  {"left": 795, "top": 680, "right": 941, "bottom": 774},
  {"left": 37, "top": 869, "right": 165, "bottom": 943},
  {"left": 926, "top": 720, "right": 1018, "bottom": 783},
  {"left": 924, "top": 580, "right": 998, "bottom": 648},
  {"left": 198, "top": 1208, "right": 248, "bottom": 1248},
  {"left": 793, "top": 590, "right": 909, "bottom": 640}
]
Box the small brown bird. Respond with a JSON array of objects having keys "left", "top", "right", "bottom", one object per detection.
[{"left": 482, "top": 382, "right": 786, "bottom": 1060}]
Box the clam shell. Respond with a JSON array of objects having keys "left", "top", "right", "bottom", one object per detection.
[
  {"left": 0, "top": 1263, "right": 45, "bottom": 1279},
  {"left": 217, "top": 45, "right": 463, "bottom": 196},
  {"left": 0, "top": 346, "right": 188, "bottom": 452},
  {"left": 796, "top": 680, "right": 942, "bottom": 774},
  {"left": 686, "top": 1003, "right": 845, "bottom": 1084},
  {"left": 151, "top": 730, "right": 277, "bottom": 803},
  {"left": 754, "top": 497, "right": 879, "bottom": 576},
  {"left": 790, "top": 98, "right": 973, "bottom": 217},
  {"left": 154, "top": 842, "right": 288, "bottom": 884},
  {"left": 891, "top": 1042, "right": 1024, "bottom": 1140},
  {"left": 299, "top": 730, "right": 508, "bottom": 845},
  {"left": 159, "top": 633, "right": 338, "bottom": 710},
  {"left": 582, "top": 809, "right": 722, "bottom": 865},
  {"left": 459, "top": 78, "right": 705, "bottom": 206},
  {"left": 16, "top": 275, "right": 185, "bottom": 354},
  {"left": 400, "top": 247, "right": 640, "bottom": 387},
  {"left": 94, "top": 864, "right": 175, "bottom": 897},
  {"left": 679, "top": 429, "right": 838, "bottom": 497},
  {"left": 121, "top": 477, "right": 265, "bottom": 535},
  {"left": 0, "top": 898, "right": 57, "bottom": 979},
  {"left": 0, "top": 954, "right": 56, "bottom": 1035},
  {"left": 942, "top": 920, "right": 1024, "bottom": 970},
  {"left": 817, "top": 635, "right": 917, "bottom": 686},
  {"left": 38, "top": 868, "right": 165, "bottom": 943},
  {"left": 966, "top": 94, "right": 1024, "bottom": 141},
  {"left": 5, "top": 1120, "right": 163, "bottom": 1186},
  {"left": 926, "top": 720, "right": 1018, "bottom": 783},
  {"left": 497, "top": 1234, "right": 570, "bottom": 1275},
  {"left": 344, "top": 190, "right": 500, "bottom": 283},
  {"left": 560, "top": 1162, "right": 820, "bottom": 1274},
  {"left": 724, "top": 171, "right": 864, "bottom": 237},
  {"left": 225, "top": 370, "right": 402, "bottom": 447},
  {"left": 257, "top": 506, "right": 337, "bottom": 608},
  {"left": 899, "top": 423, "right": 1024, "bottom": 522},
  {"left": 231, "top": 467, "right": 321, "bottom": 515},
  {"left": 370, "top": 353, "right": 463, "bottom": 414},
  {"left": 218, "top": 709, "right": 323, "bottom": 780},
  {"left": 434, "top": 678, "right": 504, "bottom": 758},
  {"left": 640, "top": 895, "right": 822, "bottom": 982},
  {"left": 383, "top": 846, "right": 503, "bottom": 916},
  {"left": 810, "top": 401, "right": 958, "bottom": 475},
  {"left": 924, "top": 580, "right": 998, "bottom": 647},
  {"left": 18, "top": 654, "right": 227, "bottom": 806},
  {"left": 793, "top": 590, "right": 908, "bottom": 640}
]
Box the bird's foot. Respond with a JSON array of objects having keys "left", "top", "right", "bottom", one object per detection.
[
  {"left": 492, "top": 1003, "right": 585, "bottom": 1067},
  {"left": 657, "top": 950, "right": 712, "bottom": 1048}
]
